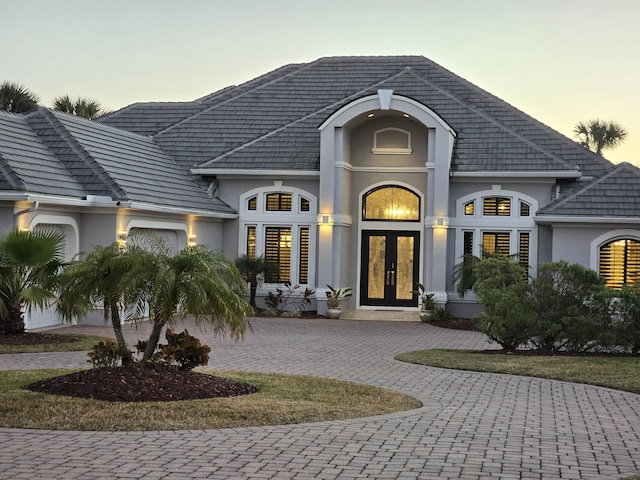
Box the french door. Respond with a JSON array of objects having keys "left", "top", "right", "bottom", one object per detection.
[{"left": 360, "top": 230, "right": 419, "bottom": 307}]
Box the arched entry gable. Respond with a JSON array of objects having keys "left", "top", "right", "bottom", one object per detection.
[{"left": 316, "top": 91, "right": 455, "bottom": 313}]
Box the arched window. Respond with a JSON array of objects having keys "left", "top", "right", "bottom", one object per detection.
[
  {"left": 600, "top": 238, "right": 640, "bottom": 289},
  {"left": 239, "top": 186, "right": 317, "bottom": 285},
  {"left": 363, "top": 186, "right": 420, "bottom": 221}
]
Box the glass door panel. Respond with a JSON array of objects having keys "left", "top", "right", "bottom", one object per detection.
[
  {"left": 361, "top": 231, "right": 419, "bottom": 307},
  {"left": 395, "top": 236, "right": 414, "bottom": 300},
  {"left": 367, "top": 235, "right": 386, "bottom": 299}
]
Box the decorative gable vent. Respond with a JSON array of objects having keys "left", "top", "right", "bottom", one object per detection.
[{"left": 372, "top": 128, "right": 412, "bottom": 155}]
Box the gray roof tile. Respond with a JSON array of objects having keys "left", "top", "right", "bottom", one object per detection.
[
  {"left": 538, "top": 163, "right": 640, "bottom": 217},
  {"left": 0, "top": 111, "right": 86, "bottom": 197}
]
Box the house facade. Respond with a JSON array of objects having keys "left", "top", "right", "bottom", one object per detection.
[{"left": 1, "top": 56, "right": 639, "bottom": 328}]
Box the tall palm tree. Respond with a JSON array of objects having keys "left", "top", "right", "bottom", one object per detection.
[
  {"left": 0, "top": 81, "right": 39, "bottom": 113},
  {"left": 0, "top": 229, "right": 65, "bottom": 334},
  {"left": 53, "top": 95, "right": 104, "bottom": 119},
  {"left": 574, "top": 119, "right": 628, "bottom": 155}
]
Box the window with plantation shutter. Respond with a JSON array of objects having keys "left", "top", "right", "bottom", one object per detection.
[
  {"left": 519, "top": 232, "right": 530, "bottom": 274},
  {"left": 265, "top": 227, "right": 291, "bottom": 282},
  {"left": 600, "top": 239, "right": 640, "bottom": 289},
  {"left": 246, "top": 226, "right": 256, "bottom": 259},
  {"left": 483, "top": 197, "right": 511, "bottom": 216},
  {"left": 240, "top": 187, "right": 316, "bottom": 285},
  {"left": 266, "top": 193, "right": 292, "bottom": 211},
  {"left": 299, "top": 228, "right": 309, "bottom": 284},
  {"left": 482, "top": 232, "right": 510, "bottom": 257}
]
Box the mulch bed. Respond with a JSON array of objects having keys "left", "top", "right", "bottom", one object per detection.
[
  {"left": 429, "top": 317, "right": 477, "bottom": 331},
  {"left": 25, "top": 364, "right": 258, "bottom": 402},
  {"left": 0, "top": 332, "right": 82, "bottom": 345}
]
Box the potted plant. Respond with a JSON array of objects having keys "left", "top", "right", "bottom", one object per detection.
[
  {"left": 325, "top": 285, "right": 352, "bottom": 319},
  {"left": 411, "top": 283, "right": 436, "bottom": 322}
]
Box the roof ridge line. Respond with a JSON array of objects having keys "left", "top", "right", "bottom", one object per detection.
[
  {"left": 0, "top": 151, "right": 26, "bottom": 191},
  {"left": 36, "top": 109, "right": 128, "bottom": 200},
  {"left": 403, "top": 69, "right": 580, "bottom": 172},
  {"left": 155, "top": 62, "right": 317, "bottom": 137},
  {"left": 197, "top": 68, "right": 415, "bottom": 167}
]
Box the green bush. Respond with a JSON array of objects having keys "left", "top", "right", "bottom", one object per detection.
[
  {"left": 87, "top": 339, "right": 127, "bottom": 367},
  {"left": 157, "top": 329, "right": 211, "bottom": 370},
  {"left": 527, "top": 262, "right": 612, "bottom": 353},
  {"left": 612, "top": 285, "right": 640, "bottom": 353},
  {"left": 474, "top": 256, "right": 535, "bottom": 351}
]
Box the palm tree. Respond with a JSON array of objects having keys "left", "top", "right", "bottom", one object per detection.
[
  {"left": 53, "top": 95, "right": 104, "bottom": 119},
  {"left": 57, "top": 242, "right": 152, "bottom": 364},
  {"left": 0, "top": 81, "right": 39, "bottom": 113},
  {"left": 0, "top": 229, "right": 65, "bottom": 334},
  {"left": 235, "top": 255, "right": 276, "bottom": 307},
  {"left": 140, "top": 243, "right": 252, "bottom": 362},
  {"left": 574, "top": 119, "right": 628, "bottom": 155}
]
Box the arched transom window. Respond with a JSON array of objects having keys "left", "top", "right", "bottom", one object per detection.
[
  {"left": 600, "top": 238, "right": 640, "bottom": 289},
  {"left": 363, "top": 185, "right": 420, "bottom": 221}
]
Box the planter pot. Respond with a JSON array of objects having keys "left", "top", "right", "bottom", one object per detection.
[
  {"left": 419, "top": 309, "right": 433, "bottom": 323},
  {"left": 327, "top": 307, "right": 342, "bottom": 319}
]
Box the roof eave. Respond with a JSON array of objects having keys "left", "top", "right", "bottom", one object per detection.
[
  {"left": 535, "top": 215, "right": 640, "bottom": 225},
  {"left": 191, "top": 168, "right": 320, "bottom": 178},
  {"left": 452, "top": 170, "right": 581, "bottom": 179}
]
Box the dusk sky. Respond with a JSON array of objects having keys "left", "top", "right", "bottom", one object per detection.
[{"left": 5, "top": 0, "right": 639, "bottom": 165}]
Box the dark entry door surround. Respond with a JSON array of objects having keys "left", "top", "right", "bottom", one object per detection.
[{"left": 360, "top": 230, "right": 420, "bottom": 307}]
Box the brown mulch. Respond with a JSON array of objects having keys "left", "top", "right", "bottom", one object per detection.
[
  {"left": 25, "top": 364, "right": 259, "bottom": 402},
  {"left": 429, "top": 317, "right": 477, "bottom": 331},
  {"left": 0, "top": 332, "right": 82, "bottom": 345}
]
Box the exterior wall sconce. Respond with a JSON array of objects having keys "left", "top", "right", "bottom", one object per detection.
[
  {"left": 318, "top": 214, "right": 334, "bottom": 225},
  {"left": 433, "top": 217, "right": 448, "bottom": 228},
  {"left": 188, "top": 234, "right": 197, "bottom": 247},
  {"left": 117, "top": 231, "right": 128, "bottom": 250}
]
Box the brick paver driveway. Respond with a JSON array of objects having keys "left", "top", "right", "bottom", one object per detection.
[{"left": 0, "top": 317, "right": 639, "bottom": 479}]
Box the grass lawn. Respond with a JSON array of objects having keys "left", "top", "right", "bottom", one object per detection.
[
  {"left": 396, "top": 349, "right": 640, "bottom": 394},
  {"left": 0, "top": 368, "right": 421, "bottom": 431}
]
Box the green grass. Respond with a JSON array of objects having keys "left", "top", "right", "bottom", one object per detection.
[
  {"left": 0, "top": 334, "right": 108, "bottom": 354},
  {"left": 0, "top": 369, "right": 421, "bottom": 431},
  {"left": 396, "top": 349, "right": 640, "bottom": 394}
]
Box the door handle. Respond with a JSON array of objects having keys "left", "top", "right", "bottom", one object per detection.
[
  {"left": 386, "top": 270, "right": 391, "bottom": 285},
  {"left": 391, "top": 270, "right": 395, "bottom": 286}
]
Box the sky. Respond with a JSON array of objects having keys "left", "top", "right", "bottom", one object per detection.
[{"left": 4, "top": 0, "right": 640, "bottom": 165}]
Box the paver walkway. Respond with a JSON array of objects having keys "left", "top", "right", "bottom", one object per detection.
[{"left": 0, "top": 317, "right": 639, "bottom": 479}]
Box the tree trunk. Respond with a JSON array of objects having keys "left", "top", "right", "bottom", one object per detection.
[
  {"left": 249, "top": 275, "right": 258, "bottom": 307},
  {"left": 109, "top": 301, "right": 132, "bottom": 366},
  {"left": 143, "top": 318, "right": 165, "bottom": 362},
  {"left": 2, "top": 305, "right": 25, "bottom": 335}
]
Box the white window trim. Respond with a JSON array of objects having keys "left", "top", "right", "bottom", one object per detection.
[
  {"left": 590, "top": 229, "right": 640, "bottom": 273},
  {"left": 454, "top": 188, "right": 538, "bottom": 277},
  {"left": 239, "top": 185, "right": 317, "bottom": 287}
]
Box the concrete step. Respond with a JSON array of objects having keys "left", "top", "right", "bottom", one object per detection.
[{"left": 338, "top": 309, "right": 420, "bottom": 321}]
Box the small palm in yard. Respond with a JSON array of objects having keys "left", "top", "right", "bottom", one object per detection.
[
  {"left": 0, "top": 229, "right": 66, "bottom": 335},
  {"left": 132, "top": 234, "right": 252, "bottom": 363},
  {"left": 57, "top": 242, "right": 151, "bottom": 365}
]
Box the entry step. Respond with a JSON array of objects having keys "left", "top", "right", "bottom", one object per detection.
[{"left": 338, "top": 309, "right": 420, "bottom": 321}]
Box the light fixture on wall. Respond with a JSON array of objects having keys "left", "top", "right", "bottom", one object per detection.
[
  {"left": 433, "top": 217, "right": 448, "bottom": 228},
  {"left": 117, "top": 230, "right": 128, "bottom": 250},
  {"left": 188, "top": 234, "right": 197, "bottom": 247}
]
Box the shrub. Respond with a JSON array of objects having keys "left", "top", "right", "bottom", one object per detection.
[
  {"left": 430, "top": 306, "right": 451, "bottom": 322},
  {"left": 612, "top": 285, "right": 640, "bottom": 353},
  {"left": 474, "top": 256, "right": 535, "bottom": 351},
  {"left": 527, "top": 262, "right": 611, "bottom": 353},
  {"left": 87, "top": 339, "right": 127, "bottom": 367},
  {"left": 157, "top": 329, "right": 211, "bottom": 370}
]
